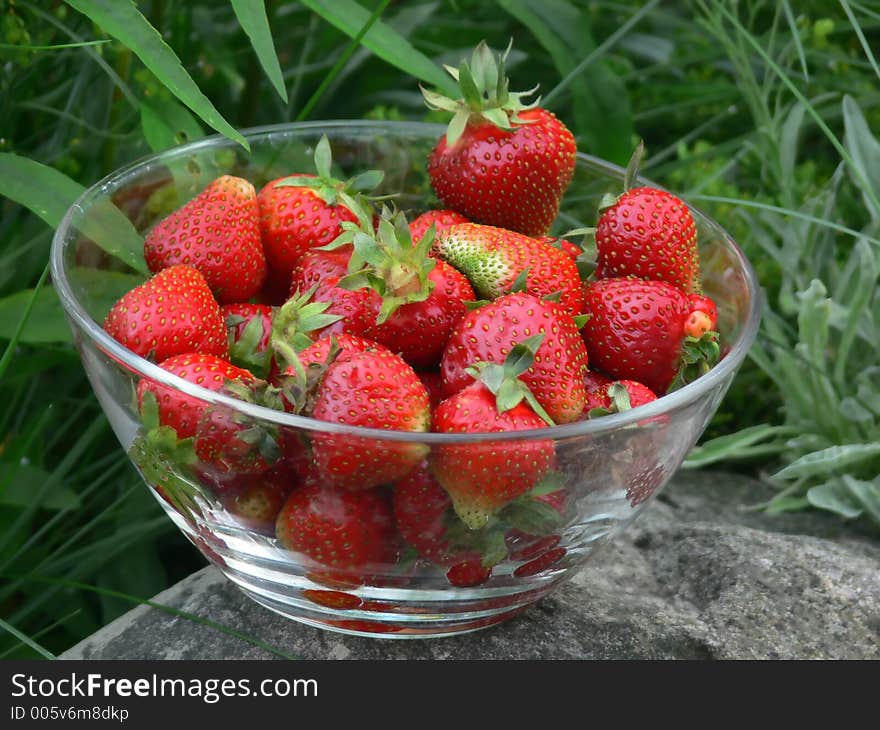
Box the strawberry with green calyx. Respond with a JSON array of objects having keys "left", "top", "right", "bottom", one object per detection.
[
  {"left": 288, "top": 249, "right": 382, "bottom": 342},
  {"left": 258, "top": 135, "right": 384, "bottom": 299},
  {"left": 104, "top": 264, "right": 228, "bottom": 361},
  {"left": 269, "top": 285, "right": 345, "bottom": 375},
  {"left": 324, "top": 207, "right": 476, "bottom": 368},
  {"left": 277, "top": 336, "right": 431, "bottom": 491},
  {"left": 591, "top": 142, "right": 701, "bottom": 294},
  {"left": 582, "top": 277, "right": 720, "bottom": 394},
  {"left": 222, "top": 303, "right": 274, "bottom": 379},
  {"left": 432, "top": 222, "right": 584, "bottom": 316},
  {"left": 137, "top": 353, "right": 286, "bottom": 477},
  {"left": 409, "top": 209, "right": 470, "bottom": 245},
  {"left": 144, "top": 175, "right": 266, "bottom": 304},
  {"left": 586, "top": 380, "right": 657, "bottom": 419},
  {"left": 422, "top": 41, "right": 576, "bottom": 236},
  {"left": 441, "top": 292, "right": 589, "bottom": 424},
  {"left": 431, "top": 342, "right": 556, "bottom": 530}
]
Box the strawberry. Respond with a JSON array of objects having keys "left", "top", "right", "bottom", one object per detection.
[
  {"left": 432, "top": 222, "right": 584, "bottom": 316},
  {"left": 279, "top": 338, "right": 431, "bottom": 490},
  {"left": 431, "top": 343, "right": 555, "bottom": 529},
  {"left": 275, "top": 477, "right": 398, "bottom": 572},
  {"left": 257, "top": 135, "right": 382, "bottom": 302},
  {"left": 441, "top": 292, "right": 588, "bottom": 424},
  {"left": 221, "top": 303, "right": 274, "bottom": 379},
  {"left": 144, "top": 175, "right": 266, "bottom": 304},
  {"left": 582, "top": 369, "right": 612, "bottom": 411},
  {"left": 585, "top": 379, "right": 657, "bottom": 417},
  {"left": 409, "top": 209, "right": 469, "bottom": 244},
  {"left": 212, "top": 465, "right": 297, "bottom": 534},
  {"left": 324, "top": 208, "right": 476, "bottom": 368},
  {"left": 104, "top": 265, "right": 227, "bottom": 361},
  {"left": 593, "top": 144, "right": 700, "bottom": 293},
  {"left": 422, "top": 42, "right": 576, "bottom": 236},
  {"left": 539, "top": 235, "right": 581, "bottom": 261},
  {"left": 287, "top": 249, "right": 380, "bottom": 341},
  {"left": 582, "top": 278, "right": 720, "bottom": 394}
]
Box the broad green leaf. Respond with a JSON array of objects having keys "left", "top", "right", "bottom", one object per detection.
[
  {"left": 842, "top": 95, "right": 880, "bottom": 220},
  {"left": 0, "top": 153, "right": 81, "bottom": 228},
  {"left": 807, "top": 480, "right": 864, "bottom": 520},
  {"left": 299, "top": 0, "right": 457, "bottom": 96},
  {"left": 773, "top": 444, "right": 880, "bottom": 481},
  {"left": 230, "top": 0, "right": 288, "bottom": 103},
  {"left": 64, "top": 0, "right": 248, "bottom": 150},
  {"left": 0, "top": 154, "right": 147, "bottom": 274},
  {"left": 0, "top": 270, "right": 145, "bottom": 343}
]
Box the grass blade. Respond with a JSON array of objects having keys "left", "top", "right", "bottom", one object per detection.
[
  {"left": 0, "top": 617, "right": 55, "bottom": 659},
  {"left": 840, "top": 0, "right": 880, "bottom": 82},
  {"left": 296, "top": 0, "right": 391, "bottom": 121},
  {"left": 299, "top": 0, "right": 457, "bottom": 96},
  {"left": 543, "top": 0, "right": 661, "bottom": 106},
  {"left": 230, "top": 0, "right": 288, "bottom": 103},
  {"left": 0, "top": 264, "right": 49, "bottom": 380},
  {"left": 5, "top": 574, "right": 299, "bottom": 660},
  {"left": 64, "top": 0, "right": 248, "bottom": 150},
  {"left": 773, "top": 443, "right": 880, "bottom": 481}
]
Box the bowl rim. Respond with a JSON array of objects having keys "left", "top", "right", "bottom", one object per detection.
[{"left": 50, "top": 119, "right": 762, "bottom": 444}]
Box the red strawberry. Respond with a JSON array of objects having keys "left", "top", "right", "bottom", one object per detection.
[
  {"left": 445, "top": 560, "right": 492, "bottom": 587},
  {"left": 104, "top": 265, "right": 227, "bottom": 361},
  {"left": 313, "top": 208, "right": 477, "bottom": 368},
  {"left": 144, "top": 175, "right": 266, "bottom": 303},
  {"left": 137, "top": 353, "right": 256, "bottom": 439},
  {"left": 431, "top": 376, "right": 555, "bottom": 530},
  {"left": 433, "top": 222, "right": 584, "bottom": 316},
  {"left": 409, "top": 209, "right": 469, "bottom": 244},
  {"left": 423, "top": 42, "right": 576, "bottom": 236},
  {"left": 441, "top": 292, "right": 588, "bottom": 424},
  {"left": 582, "top": 278, "right": 720, "bottom": 394},
  {"left": 287, "top": 249, "right": 380, "bottom": 341},
  {"left": 257, "top": 135, "right": 381, "bottom": 301},
  {"left": 594, "top": 144, "right": 699, "bottom": 293},
  {"left": 279, "top": 340, "right": 431, "bottom": 490},
  {"left": 585, "top": 379, "right": 657, "bottom": 417},
  {"left": 687, "top": 293, "right": 718, "bottom": 335},
  {"left": 275, "top": 478, "right": 397, "bottom": 572},
  {"left": 221, "top": 303, "right": 274, "bottom": 379}
]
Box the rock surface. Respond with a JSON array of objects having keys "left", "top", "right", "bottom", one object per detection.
[{"left": 61, "top": 471, "right": 880, "bottom": 660}]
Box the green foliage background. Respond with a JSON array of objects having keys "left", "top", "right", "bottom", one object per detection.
[{"left": 0, "top": 0, "right": 879, "bottom": 657}]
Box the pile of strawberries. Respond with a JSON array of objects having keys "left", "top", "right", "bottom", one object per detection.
[{"left": 104, "top": 43, "right": 721, "bottom": 588}]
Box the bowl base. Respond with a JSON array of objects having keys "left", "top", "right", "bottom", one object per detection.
[{"left": 240, "top": 587, "right": 534, "bottom": 639}]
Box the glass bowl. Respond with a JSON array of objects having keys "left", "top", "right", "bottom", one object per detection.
[{"left": 50, "top": 121, "right": 760, "bottom": 638}]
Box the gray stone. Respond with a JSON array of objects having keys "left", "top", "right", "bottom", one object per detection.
[{"left": 61, "top": 471, "right": 880, "bottom": 660}]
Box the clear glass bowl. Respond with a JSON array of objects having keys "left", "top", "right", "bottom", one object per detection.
[{"left": 50, "top": 121, "right": 761, "bottom": 638}]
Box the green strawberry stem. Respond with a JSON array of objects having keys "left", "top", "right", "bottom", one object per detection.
[
  {"left": 465, "top": 333, "right": 556, "bottom": 427},
  {"left": 597, "top": 140, "right": 647, "bottom": 214},
  {"left": 668, "top": 330, "right": 722, "bottom": 393},
  {"left": 277, "top": 337, "right": 342, "bottom": 416},
  {"left": 587, "top": 382, "right": 634, "bottom": 418},
  {"left": 272, "top": 134, "right": 384, "bottom": 212},
  {"left": 129, "top": 391, "right": 201, "bottom": 523},
  {"left": 270, "top": 285, "right": 343, "bottom": 371},
  {"left": 421, "top": 40, "right": 540, "bottom": 146},
  {"left": 227, "top": 313, "right": 272, "bottom": 380},
  {"left": 329, "top": 207, "right": 438, "bottom": 324}
]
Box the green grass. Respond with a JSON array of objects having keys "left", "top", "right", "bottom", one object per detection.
[{"left": 1, "top": 0, "right": 879, "bottom": 658}]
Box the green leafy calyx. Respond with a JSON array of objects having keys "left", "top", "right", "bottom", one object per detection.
[{"left": 421, "top": 40, "right": 540, "bottom": 146}]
